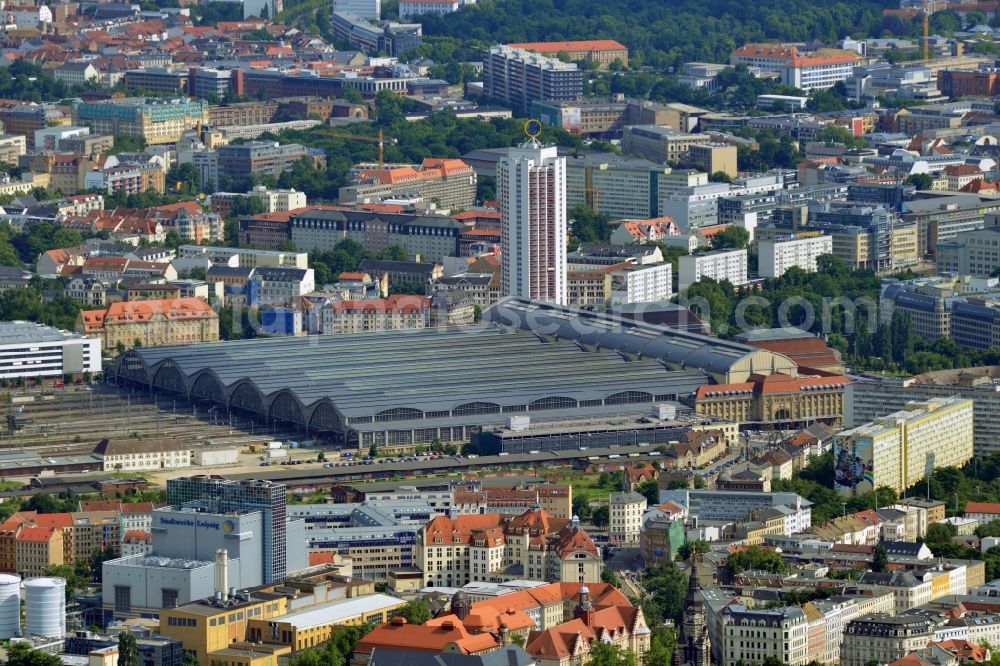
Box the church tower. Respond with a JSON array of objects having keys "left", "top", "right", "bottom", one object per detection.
[{"left": 673, "top": 557, "right": 711, "bottom": 666}]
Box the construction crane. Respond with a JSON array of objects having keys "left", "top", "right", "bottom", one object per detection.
[
  {"left": 318, "top": 128, "right": 394, "bottom": 165},
  {"left": 923, "top": 0, "right": 931, "bottom": 61}
]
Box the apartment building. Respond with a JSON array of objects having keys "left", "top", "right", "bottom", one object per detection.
[
  {"left": 730, "top": 44, "right": 860, "bottom": 92},
  {"left": 209, "top": 187, "right": 307, "bottom": 217},
  {"left": 622, "top": 125, "right": 711, "bottom": 164},
  {"left": 758, "top": 234, "right": 833, "bottom": 278},
  {"left": 76, "top": 297, "right": 219, "bottom": 351},
  {"left": 452, "top": 484, "right": 573, "bottom": 518},
  {"left": 608, "top": 492, "right": 646, "bottom": 545},
  {"left": 72, "top": 98, "right": 208, "bottom": 145},
  {"left": 833, "top": 396, "right": 974, "bottom": 495},
  {"left": 415, "top": 509, "right": 601, "bottom": 587},
  {"left": 339, "top": 159, "right": 477, "bottom": 210},
  {"left": 253, "top": 267, "right": 315, "bottom": 306},
  {"left": 678, "top": 248, "right": 748, "bottom": 291},
  {"left": 566, "top": 266, "right": 612, "bottom": 307},
  {"left": 689, "top": 143, "right": 738, "bottom": 179},
  {"left": 15, "top": 526, "right": 64, "bottom": 578},
  {"left": 0, "top": 134, "right": 26, "bottom": 164},
  {"left": 483, "top": 46, "right": 583, "bottom": 114},
  {"left": 610, "top": 263, "right": 672, "bottom": 305},
  {"left": 840, "top": 615, "right": 934, "bottom": 666},
  {"left": 322, "top": 295, "right": 431, "bottom": 333},
  {"left": 661, "top": 489, "right": 812, "bottom": 533},
  {"left": 721, "top": 605, "right": 809, "bottom": 666}
]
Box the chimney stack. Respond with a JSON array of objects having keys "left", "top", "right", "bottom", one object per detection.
[{"left": 215, "top": 549, "right": 229, "bottom": 602}]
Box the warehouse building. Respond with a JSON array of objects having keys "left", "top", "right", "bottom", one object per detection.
[{"left": 113, "top": 299, "right": 798, "bottom": 450}]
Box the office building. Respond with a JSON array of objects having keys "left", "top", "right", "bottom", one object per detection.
[
  {"left": 333, "top": 0, "right": 380, "bottom": 18},
  {"left": 759, "top": 234, "right": 834, "bottom": 278},
  {"left": 731, "top": 44, "right": 860, "bottom": 91},
  {"left": 483, "top": 46, "right": 582, "bottom": 115},
  {"left": 498, "top": 141, "right": 568, "bottom": 304},
  {"left": 564, "top": 154, "right": 674, "bottom": 220},
  {"left": 123, "top": 68, "right": 189, "bottom": 95},
  {"left": 834, "top": 397, "right": 974, "bottom": 495},
  {"left": 936, "top": 226, "right": 1000, "bottom": 276},
  {"left": 622, "top": 125, "right": 711, "bottom": 164},
  {"left": 72, "top": 98, "right": 208, "bottom": 145},
  {"left": 639, "top": 515, "right": 685, "bottom": 567},
  {"left": 900, "top": 193, "right": 1000, "bottom": 258},
  {"left": 290, "top": 208, "right": 466, "bottom": 263},
  {"left": 76, "top": 298, "right": 219, "bottom": 351},
  {"left": 339, "top": 159, "right": 477, "bottom": 210},
  {"left": 216, "top": 141, "right": 321, "bottom": 183},
  {"left": 177, "top": 245, "right": 307, "bottom": 270},
  {"left": 330, "top": 13, "right": 423, "bottom": 56},
  {"left": 678, "top": 248, "right": 748, "bottom": 291},
  {"left": 608, "top": 492, "right": 646, "bottom": 545},
  {"left": 688, "top": 143, "right": 738, "bottom": 179},
  {"left": 0, "top": 134, "right": 26, "bottom": 164},
  {"left": 0, "top": 321, "right": 100, "bottom": 381}
]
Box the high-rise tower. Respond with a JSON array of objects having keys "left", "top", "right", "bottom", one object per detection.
[
  {"left": 674, "top": 557, "right": 712, "bottom": 666},
  {"left": 498, "top": 134, "right": 567, "bottom": 305}
]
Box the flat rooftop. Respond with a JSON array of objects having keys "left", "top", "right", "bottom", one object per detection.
[
  {"left": 273, "top": 593, "right": 403, "bottom": 629},
  {"left": 0, "top": 320, "right": 92, "bottom": 345}
]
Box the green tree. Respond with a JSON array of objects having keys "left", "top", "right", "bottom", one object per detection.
[
  {"left": 585, "top": 641, "right": 637, "bottom": 666},
  {"left": 905, "top": 173, "right": 934, "bottom": 190},
  {"left": 573, "top": 496, "right": 593, "bottom": 521},
  {"left": 641, "top": 565, "right": 687, "bottom": 625},
  {"left": 635, "top": 478, "right": 659, "bottom": 505},
  {"left": 724, "top": 545, "right": 788, "bottom": 579},
  {"left": 872, "top": 543, "right": 889, "bottom": 573},
  {"left": 181, "top": 655, "right": 201, "bottom": 666},
  {"left": 118, "top": 631, "right": 139, "bottom": 666},
  {"left": 592, "top": 504, "right": 609, "bottom": 527},
  {"left": 677, "top": 540, "right": 710, "bottom": 561},
  {"left": 393, "top": 599, "right": 432, "bottom": 624},
  {"left": 708, "top": 171, "right": 733, "bottom": 183},
  {"left": 646, "top": 627, "right": 677, "bottom": 666},
  {"left": 710, "top": 226, "right": 750, "bottom": 250},
  {"left": 6, "top": 642, "right": 65, "bottom": 666}
]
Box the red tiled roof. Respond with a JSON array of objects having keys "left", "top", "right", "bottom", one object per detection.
[{"left": 966, "top": 502, "right": 1000, "bottom": 515}]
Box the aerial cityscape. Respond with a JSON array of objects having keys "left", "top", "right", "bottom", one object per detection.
[{"left": 12, "top": 0, "right": 1000, "bottom": 666}]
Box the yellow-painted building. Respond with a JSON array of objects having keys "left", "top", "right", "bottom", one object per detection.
[
  {"left": 834, "top": 397, "right": 974, "bottom": 496},
  {"left": 207, "top": 643, "right": 291, "bottom": 666},
  {"left": 161, "top": 595, "right": 289, "bottom": 664}
]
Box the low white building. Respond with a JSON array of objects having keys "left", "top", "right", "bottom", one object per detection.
[
  {"left": 191, "top": 448, "right": 240, "bottom": 466},
  {"left": 95, "top": 438, "right": 191, "bottom": 472},
  {"left": 678, "top": 248, "right": 748, "bottom": 291},
  {"left": 0, "top": 321, "right": 101, "bottom": 380},
  {"left": 759, "top": 234, "right": 833, "bottom": 278},
  {"left": 610, "top": 263, "right": 672, "bottom": 305}
]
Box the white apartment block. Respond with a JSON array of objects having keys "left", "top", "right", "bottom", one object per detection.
[
  {"left": 731, "top": 44, "right": 859, "bottom": 92},
  {"left": 610, "top": 263, "right": 671, "bottom": 305},
  {"left": 178, "top": 244, "right": 308, "bottom": 269},
  {"left": 759, "top": 234, "right": 834, "bottom": 278},
  {"left": 608, "top": 491, "right": 646, "bottom": 545},
  {"left": 499, "top": 142, "right": 568, "bottom": 304},
  {"left": 678, "top": 248, "right": 748, "bottom": 291}
]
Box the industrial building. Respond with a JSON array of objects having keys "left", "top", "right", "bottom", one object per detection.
[
  {"left": 113, "top": 299, "right": 798, "bottom": 450},
  {"left": 102, "top": 477, "right": 307, "bottom": 619}
]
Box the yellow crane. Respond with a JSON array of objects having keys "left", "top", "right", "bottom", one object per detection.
[{"left": 318, "top": 128, "right": 394, "bottom": 165}]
